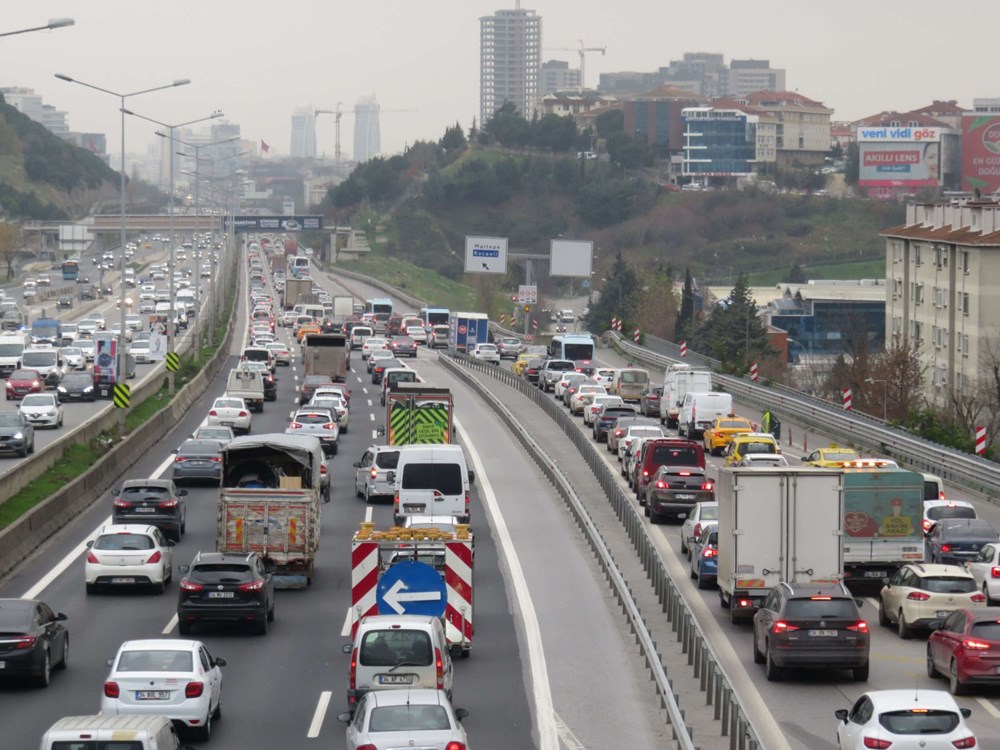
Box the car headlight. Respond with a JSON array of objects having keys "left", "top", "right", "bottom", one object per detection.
[
  {"left": 13, "top": 432, "right": 23, "bottom": 439},
  {"left": 83, "top": 386, "right": 94, "bottom": 393},
  {"left": 57, "top": 386, "right": 67, "bottom": 393}
]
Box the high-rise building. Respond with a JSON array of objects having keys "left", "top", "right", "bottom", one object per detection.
[
  {"left": 290, "top": 108, "right": 317, "bottom": 158},
  {"left": 540, "top": 59, "right": 581, "bottom": 95},
  {"left": 480, "top": 5, "right": 542, "bottom": 125},
  {"left": 353, "top": 96, "right": 381, "bottom": 163}
]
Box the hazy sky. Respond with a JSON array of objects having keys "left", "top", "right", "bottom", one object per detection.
[{"left": 2, "top": 1, "right": 998, "bottom": 160}]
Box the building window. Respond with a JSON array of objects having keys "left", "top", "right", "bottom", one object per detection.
[
  {"left": 961, "top": 334, "right": 969, "bottom": 357},
  {"left": 933, "top": 287, "right": 948, "bottom": 308},
  {"left": 892, "top": 242, "right": 902, "bottom": 263},
  {"left": 960, "top": 292, "right": 970, "bottom": 316},
  {"left": 911, "top": 321, "right": 922, "bottom": 343},
  {"left": 892, "top": 278, "right": 903, "bottom": 299},
  {"left": 934, "top": 246, "right": 948, "bottom": 268},
  {"left": 914, "top": 245, "right": 922, "bottom": 265},
  {"left": 892, "top": 316, "right": 902, "bottom": 334},
  {"left": 915, "top": 283, "right": 924, "bottom": 305},
  {"left": 960, "top": 249, "right": 970, "bottom": 274}
]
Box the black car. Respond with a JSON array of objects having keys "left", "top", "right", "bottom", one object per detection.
[
  {"left": 389, "top": 335, "right": 418, "bottom": 358},
  {"left": 57, "top": 294, "right": 73, "bottom": 309},
  {"left": 112, "top": 479, "right": 188, "bottom": 541},
  {"left": 57, "top": 371, "right": 96, "bottom": 402},
  {"left": 0, "top": 412, "right": 35, "bottom": 457},
  {"left": 0, "top": 598, "right": 69, "bottom": 687},
  {"left": 371, "top": 358, "right": 403, "bottom": 385},
  {"left": 752, "top": 582, "right": 869, "bottom": 682},
  {"left": 177, "top": 551, "right": 275, "bottom": 635},
  {"left": 644, "top": 465, "right": 715, "bottom": 524},
  {"left": 524, "top": 358, "right": 545, "bottom": 385},
  {"left": 593, "top": 405, "right": 638, "bottom": 442},
  {"left": 172, "top": 439, "right": 224, "bottom": 485},
  {"left": 640, "top": 387, "right": 663, "bottom": 417},
  {"left": 927, "top": 519, "right": 1000, "bottom": 565}
]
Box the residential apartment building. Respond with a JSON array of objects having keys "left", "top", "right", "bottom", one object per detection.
[
  {"left": 883, "top": 199, "right": 1000, "bottom": 407},
  {"left": 480, "top": 6, "right": 542, "bottom": 125},
  {"left": 540, "top": 59, "right": 581, "bottom": 95},
  {"left": 739, "top": 91, "right": 832, "bottom": 167}
]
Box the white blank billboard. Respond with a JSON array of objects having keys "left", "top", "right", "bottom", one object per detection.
[{"left": 550, "top": 239, "right": 593, "bottom": 278}]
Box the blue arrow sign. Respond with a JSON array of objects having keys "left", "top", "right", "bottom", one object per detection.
[{"left": 376, "top": 561, "right": 447, "bottom": 617}]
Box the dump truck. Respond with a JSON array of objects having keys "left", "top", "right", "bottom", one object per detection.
[
  {"left": 216, "top": 434, "right": 326, "bottom": 588},
  {"left": 302, "top": 332, "right": 348, "bottom": 382},
  {"left": 384, "top": 384, "right": 454, "bottom": 446}
]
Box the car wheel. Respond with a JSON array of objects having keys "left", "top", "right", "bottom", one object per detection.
[
  {"left": 852, "top": 662, "right": 869, "bottom": 681},
  {"left": 18, "top": 445, "right": 27, "bottom": 458},
  {"left": 878, "top": 599, "right": 890, "bottom": 627},
  {"left": 198, "top": 710, "right": 212, "bottom": 741},
  {"left": 178, "top": 620, "right": 193, "bottom": 636},
  {"left": 268, "top": 601, "right": 275, "bottom": 622},
  {"left": 643, "top": 502, "right": 650, "bottom": 518},
  {"left": 650, "top": 510, "right": 662, "bottom": 525},
  {"left": 213, "top": 694, "right": 222, "bottom": 720},
  {"left": 35, "top": 648, "right": 51, "bottom": 688},
  {"left": 697, "top": 569, "right": 713, "bottom": 591},
  {"left": 355, "top": 482, "right": 364, "bottom": 499},
  {"left": 926, "top": 646, "right": 940, "bottom": 678},
  {"left": 764, "top": 643, "right": 782, "bottom": 681},
  {"left": 154, "top": 578, "right": 165, "bottom": 595},
  {"left": 897, "top": 610, "right": 912, "bottom": 640},
  {"left": 752, "top": 635, "right": 764, "bottom": 664},
  {"left": 255, "top": 615, "right": 269, "bottom": 635},
  {"left": 57, "top": 636, "right": 69, "bottom": 670},
  {"left": 85, "top": 582, "right": 96, "bottom": 595},
  {"left": 680, "top": 535, "right": 688, "bottom": 555},
  {"left": 985, "top": 584, "right": 995, "bottom": 606},
  {"left": 689, "top": 562, "right": 697, "bottom": 580},
  {"left": 949, "top": 660, "right": 967, "bottom": 695}
]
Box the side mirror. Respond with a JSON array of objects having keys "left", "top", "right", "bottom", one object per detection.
[
  {"left": 55, "top": 612, "right": 68, "bottom": 622},
  {"left": 455, "top": 708, "right": 470, "bottom": 721},
  {"left": 854, "top": 598, "right": 864, "bottom": 608},
  {"left": 961, "top": 707, "right": 972, "bottom": 719},
  {"left": 86, "top": 540, "right": 94, "bottom": 548},
  {"left": 215, "top": 657, "right": 227, "bottom": 667},
  {"left": 927, "top": 620, "right": 944, "bottom": 631},
  {"left": 376, "top": 424, "right": 386, "bottom": 437},
  {"left": 882, "top": 578, "right": 890, "bottom": 586},
  {"left": 342, "top": 643, "right": 353, "bottom": 654},
  {"left": 179, "top": 489, "right": 188, "bottom": 497},
  {"left": 352, "top": 462, "right": 361, "bottom": 468},
  {"left": 468, "top": 470, "right": 476, "bottom": 484},
  {"left": 337, "top": 712, "right": 353, "bottom": 723},
  {"left": 834, "top": 709, "right": 849, "bottom": 723},
  {"left": 178, "top": 564, "right": 190, "bottom": 574},
  {"left": 166, "top": 539, "right": 176, "bottom": 547},
  {"left": 172, "top": 448, "right": 178, "bottom": 454},
  {"left": 263, "top": 560, "right": 277, "bottom": 574},
  {"left": 106, "top": 658, "right": 114, "bottom": 667}
]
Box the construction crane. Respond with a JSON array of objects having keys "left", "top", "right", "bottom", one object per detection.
[
  {"left": 545, "top": 40, "right": 607, "bottom": 92},
  {"left": 316, "top": 102, "right": 416, "bottom": 164}
]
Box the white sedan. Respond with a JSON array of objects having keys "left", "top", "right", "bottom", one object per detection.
[
  {"left": 128, "top": 340, "right": 151, "bottom": 363},
  {"left": 265, "top": 341, "right": 292, "bottom": 366},
  {"left": 19, "top": 393, "right": 64, "bottom": 429},
  {"left": 59, "top": 347, "right": 87, "bottom": 371},
  {"left": 206, "top": 397, "right": 252, "bottom": 435},
  {"left": 85, "top": 524, "right": 173, "bottom": 594},
  {"left": 101, "top": 638, "right": 225, "bottom": 741},
  {"left": 471, "top": 343, "right": 501, "bottom": 365},
  {"left": 406, "top": 325, "right": 428, "bottom": 345},
  {"left": 309, "top": 392, "right": 349, "bottom": 431},
  {"left": 361, "top": 337, "right": 389, "bottom": 360}
]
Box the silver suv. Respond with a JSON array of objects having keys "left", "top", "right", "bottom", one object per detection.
[
  {"left": 538, "top": 359, "right": 575, "bottom": 392},
  {"left": 352, "top": 445, "right": 401, "bottom": 503}
]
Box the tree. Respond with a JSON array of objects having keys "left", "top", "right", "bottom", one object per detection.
[
  {"left": 844, "top": 142, "right": 860, "bottom": 186},
  {"left": 594, "top": 109, "right": 624, "bottom": 139},
  {"left": 482, "top": 102, "right": 531, "bottom": 148},
  {"left": 674, "top": 268, "right": 694, "bottom": 340},
  {"left": 606, "top": 132, "right": 653, "bottom": 169},
  {"left": 633, "top": 268, "right": 678, "bottom": 340},
  {"left": 781, "top": 261, "right": 808, "bottom": 283},
  {"left": 585, "top": 249, "right": 639, "bottom": 334},
  {"left": 690, "top": 273, "right": 773, "bottom": 374},
  {"left": 867, "top": 335, "right": 926, "bottom": 423},
  {"left": 529, "top": 114, "right": 577, "bottom": 152},
  {"left": 0, "top": 222, "right": 21, "bottom": 280},
  {"left": 440, "top": 122, "right": 466, "bottom": 153}
]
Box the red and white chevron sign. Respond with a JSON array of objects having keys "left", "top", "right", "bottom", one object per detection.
[
  {"left": 611, "top": 317, "right": 618, "bottom": 331},
  {"left": 633, "top": 328, "right": 641, "bottom": 343},
  {"left": 444, "top": 539, "right": 474, "bottom": 645},
  {"left": 976, "top": 426, "right": 987, "bottom": 455},
  {"left": 842, "top": 388, "right": 853, "bottom": 411},
  {"left": 680, "top": 341, "right": 687, "bottom": 357},
  {"left": 750, "top": 362, "right": 759, "bottom": 382},
  {"left": 499, "top": 312, "right": 506, "bottom": 326},
  {"left": 350, "top": 541, "right": 379, "bottom": 637}
]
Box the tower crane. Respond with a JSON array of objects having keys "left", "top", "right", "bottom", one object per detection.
[
  {"left": 544, "top": 40, "right": 607, "bottom": 93},
  {"left": 316, "top": 102, "right": 416, "bottom": 164}
]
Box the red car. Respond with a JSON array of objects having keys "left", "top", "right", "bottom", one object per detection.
[
  {"left": 5, "top": 369, "right": 44, "bottom": 400},
  {"left": 927, "top": 607, "right": 1000, "bottom": 694}
]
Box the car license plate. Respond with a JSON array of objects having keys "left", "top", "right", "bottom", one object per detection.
[
  {"left": 221, "top": 421, "right": 234, "bottom": 426},
  {"left": 208, "top": 591, "right": 235, "bottom": 599},
  {"left": 378, "top": 674, "right": 414, "bottom": 685},
  {"left": 134, "top": 507, "right": 156, "bottom": 513},
  {"left": 403, "top": 505, "right": 426, "bottom": 513},
  {"left": 111, "top": 577, "right": 135, "bottom": 584},
  {"left": 136, "top": 690, "right": 170, "bottom": 700},
  {"left": 808, "top": 630, "right": 837, "bottom": 637},
  {"left": 676, "top": 494, "right": 695, "bottom": 500},
  {"left": 863, "top": 570, "right": 886, "bottom": 578},
  {"left": 936, "top": 610, "right": 951, "bottom": 618},
  {"left": 0, "top": 661, "right": 5, "bottom": 669}
]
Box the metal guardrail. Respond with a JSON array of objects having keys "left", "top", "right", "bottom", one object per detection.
[
  {"left": 607, "top": 332, "right": 1000, "bottom": 500},
  {"left": 441, "top": 352, "right": 762, "bottom": 750}
]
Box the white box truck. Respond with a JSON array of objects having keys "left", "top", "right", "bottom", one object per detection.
[
  {"left": 660, "top": 364, "right": 712, "bottom": 428},
  {"left": 716, "top": 467, "right": 844, "bottom": 623}
]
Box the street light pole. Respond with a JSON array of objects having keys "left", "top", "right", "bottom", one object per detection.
[
  {"left": 55, "top": 74, "right": 189, "bottom": 430},
  {"left": 0, "top": 18, "right": 74, "bottom": 38}
]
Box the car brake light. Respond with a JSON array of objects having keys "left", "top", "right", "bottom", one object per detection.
[
  {"left": 655, "top": 480, "right": 666, "bottom": 489},
  {"left": 642, "top": 470, "right": 649, "bottom": 477},
  {"left": 290, "top": 422, "right": 302, "bottom": 429},
  {"left": 952, "top": 738, "right": 976, "bottom": 749},
  {"left": 435, "top": 647, "right": 444, "bottom": 688},
  {"left": 349, "top": 647, "right": 358, "bottom": 699},
  {"left": 702, "top": 547, "right": 717, "bottom": 558},
  {"left": 862, "top": 739, "right": 892, "bottom": 749},
  {"left": 239, "top": 411, "right": 248, "bottom": 417},
  {"left": 907, "top": 591, "right": 931, "bottom": 601},
  {"left": 370, "top": 467, "right": 378, "bottom": 479},
  {"left": 445, "top": 742, "right": 467, "bottom": 750},
  {"left": 113, "top": 499, "right": 131, "bottom": 509},
  {"left": 11, "top": 635, "right": 37, "bottom": 649},
  {"left": 963, "top": 638, "right": 991, "bottom": 650},
  {"left": 158, "top": 498, "right": 178, "bottom": 508},
  {"left": 971, "top": 592, "right": 987, "bottom": 603},
  {"left": 209, "top": 456, "right": 222, "bottom": 463},
  {"left": 174, "top": 456, "right": 187, "bottom": 462},
  {"left": 320, "top": 464, "right": 327, "bottom": 476},
  {"left": 180, "top": 580, "right": 204, "bottom": 592},
  {"left": 465, "top": 491, "right": 470, "bottom": 517},
  {"left": 239, "top": 580, "right": 264, "bottom": 591},
  {"left": 678, "top": 471, "right": 691, "bottom": 476},
  {"left": 940, "top": 544, "right": 952, "bottom": 553},
  {"left": 209, "top": 409, "right": 218, "bottom": 417},
  {"left": 772, "top": 621, "right": 799, "bottom": 633},
  {"left": 922, "top": 519, "right": 933, "bottom": 532},
  {"left": 847, "top": 621, "right": 869, "bottom": 633},
  {"left": 992, "top": 567, "right": 1000, "bottom": 579},
  {"left": 185, "top": 681, "right": 204, "bottom": 698},
  {"left": 104, "top": 681, "right": 120, "bottom": 698},
  {"left": 693, "top": 522, "right": 703, "bottom": 538},
  {"left": 323, "top": 422, "right": 335, "bottom": 429},
  {"left": 146, "top": 551, "right": 162, "bottom": 564},
  {"left": 86, "top": 550, "right": 100, "bottom": 564},
  {"left": 701, "top": 482, "right": 714, "bottom": 491}
]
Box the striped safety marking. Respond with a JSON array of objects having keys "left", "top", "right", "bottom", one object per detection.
[{"left": 350, "top": 541, "right": 379, "bottom": 637}]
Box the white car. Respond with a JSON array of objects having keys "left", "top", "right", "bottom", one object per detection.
[
  {"left": 206, "top": 396, "right": 252, "bottom": 435},
  {"left": 265, "top": 341, "right": 292, "bottom": 366},
  {"left": 361, "top": 337, "right": 389, "bottom": 360},
  {"left": 101, "top": 639, "right": 225, "bottom": 741},
  {"left": 77, "top": 319, "right": 100, "bottom": 337},
  {"left": 76, "top": 339, "right": 96, "bottom": 361},
  {"left": 341, "top": 689, "right": 469, "bottom": 750},
  {"left": 60, "top": 323, "right": 79, "bottom": 343},
  {"left": 923, "top": 499, "right": 977, "bottom": 535},
  {"left": 593, "top": 367, "right": 618, "bottom": 387},
  {"left": 617, "top": 424, "right": 665, "bottom": 464},
  {"left": 570, "top": 384, "right": 607, "bottom": 415},
  {"left": 879, "top": 563, "right": 985, "bottom": 638},
  {"left": 406, "top": 325, "right": 428, "bottom": 345},
  {"left": 584, "top": 395, "right": 625, "bottom": 426},
  {"left": 835, "top": 689, "right": 977, "bottom": 750},
  {"left": 310, "top": 390, "right": 349, "bottom": 430},
  {"left": 679, "top": 502, "right": 719, "bottom": 558},
  {"left": 191, "top": 422, "right": 236, "bottom": 447},
  {"left": 471, "top": 343, "right": 500, "bottom": 365},
  {"left": 128, "top": 339, "right": 151, "bottom": 363},
  {"left": 963, "top": 542, "right": 1000, "bottom": 604},
  {"left": 280, "top": 310, "right": 297, "bottom": 327},
  {"left": 554, "top": 372, "right": 587, "bottom": 400},
  {"left": 85, "top": 524, "right": 173, "bottom": 594},
  {"left": 19, "top": 393, "right": 64, "bottom": 429},
  {"left": 59, "top": 347, "right": 86, "bottom": 371}
]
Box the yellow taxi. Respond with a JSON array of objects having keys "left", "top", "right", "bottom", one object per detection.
[
  {"left": 512, "top": 352, "right": 534, "bottom": 377},
  {"left": 723, "top": 432, "right": 781, "bottom": 467},
  {"left": 703, "top": 415, "right": 755, "bottom": 456},
  {"left": 296, "top": 324, "right": 322, "bottom": 343},
  {"left": 802, "top": 444, "right": 860, "bottom": 467}
]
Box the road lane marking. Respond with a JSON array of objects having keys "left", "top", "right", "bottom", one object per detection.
[
  {"left": 457, "top": 418, "right": 559, "bottom": 750},
  {"left": 555, "top": 714, "right": 586, "bottom": 750},
  {"left": 369, "top": 413, "right": 374, "bottom": 421},
  {"left": 365, "top": 506, "right": 373, "bottom": 524},
  {"left": 307, "top": 691, "right": 332, "bottom": 738},
  {"left": 362, "top": 387, "right": 368, "bottom": 395},
  {"left": 371, "top": 429, "right": 378, "bottom": 440},
  {"left": 976, "top": 696, "right": 1000, "bottom": 720},
  {"left": 340, "top": 607, "right": 353, "bottom": 638},
  {"left": 162, "top": 613, "right": 178, "bottom": 635},
  {"left": 367, "top": 399, "right": 372, "bottom": 407}
]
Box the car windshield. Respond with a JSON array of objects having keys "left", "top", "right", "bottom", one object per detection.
[
  {"left": 21, "top": 395, "right": 53, "bottom": 406},
  {"left": 878, "top": 709, "right": 959, "bottom": 735},
  {"left": 0, "top": 413, "right": 23, "bottom": 427},
  {"left": 401, "top": 463, "right": 463, "bottom": 494},
  {"left": 743, "top": 441, "right": 777, "bottom": 455},
  {"left": 821, "top": 451, "right": 857, "bottom": 461},
  {"left": 121, "top": 486, "right": 169, "bottom": 498},
  {"left": 215, "top": 399, "right": 243, "bottom": 409},
  {"left": 117, "top": 650, "right": 193, "bottom": 673},
  {"left": 0, "top": 606, "right": 31, "bottom": 629},
  {"left": 295, "top": 413, "right": 333, "bottom": 425},
  {"left": 927, "top": 506, "right": 976, "bottom": 522},
  {"left": 621, "top": 370, "right": 648, "bottom": 384},
  {"left": 181, "top": 441, "right": 220, "bottom": 455},
  {"left": 191, "top": 563, "right": 254, "bottom": 583},
  {"left": 360, "top": 629, "right": 434, "bottom": 668},
  {"left": 94, "top": 533, "right": 154, "bottom": 551},
  {"left": 719, "top": 420, "right": 751, "bottom": 430},
  {"left": 368, "top": 705, "right": 450, "bottom": 732},
  {"left": 940, "top": 522, "right": 998, "bottom": 539},
  {"left": 783, "top": 598, "right": 858, "bottom": 619},
  {"left": 919, "top": 577, "right": 977, "bottom": 594}
]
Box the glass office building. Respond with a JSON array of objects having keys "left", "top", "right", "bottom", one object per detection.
[{"left": 682, "top": 107, "right": 757, "bottom": 176}]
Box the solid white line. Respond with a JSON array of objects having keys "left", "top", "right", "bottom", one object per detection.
[
  {"left": 306, "top": 690, "right": 332, "bottom": 738},
  {"left": 456, "top": 418, "right": 559, "bottom": 750},
  {"left": 340, "top": 607, "right": 354, "bottom": 638},
  {"left": 976, "top": 696, "right": 1000, "bottom": 720},
  {"left": 162, "top": 613, "right": 178, "bottom": 635},
  {"left": 365, "top": 506, "right": 373, "bottom": 524}
]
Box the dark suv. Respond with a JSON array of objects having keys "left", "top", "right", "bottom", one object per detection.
[
  {"left": 177, "top": 551, "right": 275, "bottom": 635},
  {"left": 635, "top": 438, "right": 706, "bottom": 502},
  {"left": 752, "top": 582, "right": 869, "bottom": 682},
  {"left": 112, "top": 479, "right": 187, "bottom": 541},
  {"left": 644, "top": 465, "right": 715, "bottom": 524},
  {"left": 593, "top": 405, "right": 638, "bottom": 443}
]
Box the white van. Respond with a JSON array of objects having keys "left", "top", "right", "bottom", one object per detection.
[
  {"left": 678, "top": 391, "right": 734, "bottom": 439},
  {"left": 40, "top": 715, "right": 189, "bottom": 750},
  {"left": 661, "top": 365, "right": 713, "bottom": 427},
  {"left": 612, "top": 367, "right": 649, "bottom": 402},
  {"left": 350, "top": 326, "right": 373, "bottom": 349},
  {"left": 390, "top": 444, "right": 474, "bottom": 525},
  {"left": 176, "top": 290, "right": 196, "bottom": 315},
  {"left": 293, "top": 303, "right": 326, "bottom": 321},
  {"left": 344, "top": 614, "right": 454, "bottom": 708}
]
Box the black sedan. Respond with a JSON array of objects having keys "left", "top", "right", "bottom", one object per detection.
[
  {"left": 57, "top": 371, "right": 97, "bottom": 402},
  {"left": 389, "top": 335, "right": 418, "bottom": 358},
  {"left": 927, "top": 518, "right": 1000, "bottom": 565},
  {"left": 172, "top": 439, "right": 223, "bottom": 485},
  {"left": 177, "top": 551, "right": 275, "bottom": 635},
  {"left": 0, "top": 599, "right": 68, "bottom": 687}
]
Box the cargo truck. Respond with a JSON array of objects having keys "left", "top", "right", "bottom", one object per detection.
[
  {"left": 283, "top": 278, "right": 313, "bottom": 310},
  {"left": 448, "top": 312, "right": 489, "bottom": 353},
  {"left": 716, "top": 467, "right": 844, "bottom": 623},
  {"left": 302, "top": 332, "right": 348, "bottom": 382},
  {"left": 384, "top": 383, "right": 454, "bottom": 445},
  {"left": 216, "top": 434, "right": 326, "bottom": 588},
  {"left": 840, "top": 467, "right": 925, "bottom": 586},
  {"left": 333, "top": 295, "right": 354, "bottom": 318}
]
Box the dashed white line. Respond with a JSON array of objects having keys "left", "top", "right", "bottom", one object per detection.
[
  {"left": 366, "top": 399, "right": 373, "bottom": 407},
  {"left": 362, "top": 387, "right": 368, "bottom": 395},
  {"left": 307, "top": 691, "right": 333, "bottom": 738},
  {"left": 369, "top": 413, "right": 375, "bottom": 421},
  {"left": 371, "top": 429, "right": 378, "bottom": 440},
  {"left": 976, "top": 696, "right": 1000, "bottom": 720},
  {"left": 162, "top": 613, "right": 178, "bottom": 635}
]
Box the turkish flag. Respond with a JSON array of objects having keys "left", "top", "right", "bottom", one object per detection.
[{"left": 260, "top": 139, "right": 270, "bottom": 153}]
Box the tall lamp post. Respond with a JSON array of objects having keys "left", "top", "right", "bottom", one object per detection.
[
  {"left": 167, "top": 134, "right": 240, "bottom": 351},
  {"left": 125, "top": 109, "right": 222, "bottom": 395},
  {"left": 0, "top": 18, "right": 74, "bottom": 38},
  {"left": 55, "top": 73, "right": 189, "bottom": 428}
]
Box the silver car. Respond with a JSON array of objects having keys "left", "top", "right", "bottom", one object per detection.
[
  {"left": 339, "top": 689, "right": 469, "bottom": 750},
  {"left": 286, "top": 407, "right": 339, "bottom": 455},
  {"left": 352, "top": 445, "right": 400, "bottom": 503}
]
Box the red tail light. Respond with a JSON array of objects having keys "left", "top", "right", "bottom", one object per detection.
[
  {"left": 922, "top": 519, "right": 933, "bottom": 532},
  {"left": 146, "top": 551, "right": 162, "bottom": 564},
  {"left": 862, "top": 739, "right": 892, "bottom": 749},
  {"left": 655, "top": 480, "right": 666, "bottom": 489},
  {"left": 158, "top": 498, "right": 178, "bottom": 509},
  {"left": 702, "top": 547, "right": 717, "bottom": 558},
  {"left": 991, "top": 567, "right": 1000, "bottom": 579},
  {"left": 701, "top": 482, "right": 714, "bottom": 491},
  {"left": 847, "top": 621, "right": 869, "bottom": 633},
  {"left": 11, "top": 635, "right": 37, "bottom": 649},
  {"left": 370, "top": 467, "right": 378, "bottom": 479},
  {"left": 940, "top": 544, "right": 952, "bottom": 553},
  {"left": 435, "top": 647, "right": 444, "bottom": 689},
  {"left": 907, "top": 591, "right": 930, "bottom": 601},
  {"left": 185, "top": 681, "right": 204, "bottom": 698},
  {"left": 180, "top": 580, "right": 204, "bottom": 592},
  {"left": 445, "top": 743, "right": 467, "bottom": 750},
  {"left": 209, "top": 456, "right": 222, "bottom": 463},
  {"left": 963, "top": 638, "right": 991, "bottom": 650},
  {"left": 239, "top": 580, "right": 264, "bottom": 591},
  {"left": 678, "top": 470, "right": 691, "bottom": 476},
  {"left": 113, "top": 499, "right": 132, "bottom": 509},
  {"left": 693, "top": 522, "right": 703, "bottom": 538},
  {"left": 86, "top": 550, "right": 100, "bottom": 564},
  {"left": 971, "top": 592, "right": 987, "bottom": 603},
  {"left": 320, "top": 464, "right": 327, "bottom": 476},
  {"left": 349, "top": 647, "right": 358, "bottom": 701},
  {"left": 614, "top": 429, "right": 625, "bottom": 437},
  {"left": 357, "top": 745, "right": 378, "bottom": 750},
  {"left": 465, "top": 492, "right": 470, "bottom": 517},
  {"left": 772, "top": 621, "right": 799, "bottom": 634},
  {"left": 289, "top": 422, "right": 302, "bottom": 429},
  {"left": 104, "top": 681, "right": 120, "bottom": 698},
  {"left": 174, "top": 456, "right": 187, "bottom": 462},
  {"left": 322, "top": 422, "right": 335, "bottom": 429},
  {"left": 208, "top": 409, "right": 218, "bottom": 417},
  {"left": 238, "top": 411, "right": 248, "bottom": 417}
]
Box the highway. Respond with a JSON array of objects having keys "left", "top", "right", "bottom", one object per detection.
[{"left": 0, "top": 249, "right": 669, "bottom": 749}]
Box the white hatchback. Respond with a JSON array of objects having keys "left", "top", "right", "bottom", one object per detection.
[
  {"left": 361, "top": 337, "right": 389, "bottom": 359},
  {"left": 206, "top": 396, "right": 252, "bottom": 435},
  {"left": 85, "top": 524, "right": 174, "bottom": 594},
  {"left": 471, "top": 343, "right": 500, "bottom": 365},
  {"left": 835, "top": 689, "right": 977, "bottom": 750},
  {"left": 19, "top": 393, "right": 64, "bottom": 429},
  {"left": 101, "top": 639, "right": 225, "bottom": 741}
]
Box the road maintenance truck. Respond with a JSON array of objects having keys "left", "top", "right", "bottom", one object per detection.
[{"left": 383, "top": 383, "right": 454, "bottom": 445}]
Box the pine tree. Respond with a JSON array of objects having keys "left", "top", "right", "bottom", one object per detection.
[{"left": 674, "top": 268, "right": 694, "bottom": 340}]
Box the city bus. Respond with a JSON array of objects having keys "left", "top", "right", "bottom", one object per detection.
[
  {"left": 547, "top": 333, "right": 596, "bottom": 362},
  {"left": 364, "top": 297, "right": 393, "bottom": 317},
  {"left": 420, "top": 307, "right": 450, "bottom": 328},
  {"left": 61, "top": 258, "right": 80, "bottom": 281}
]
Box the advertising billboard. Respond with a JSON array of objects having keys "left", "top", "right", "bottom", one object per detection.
[
  {"left": 857, "top": 127, "right": 941, "bottom": 188},
  {"left": 221, "top": 215, "right": 323, "bottom": 233},
  {"left": 962, "top": 115, "right": 1000, "bottom": 194}
]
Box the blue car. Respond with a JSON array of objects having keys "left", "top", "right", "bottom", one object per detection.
[{"left": 689, "top": 523, "right": 718, "bottom": 590}]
